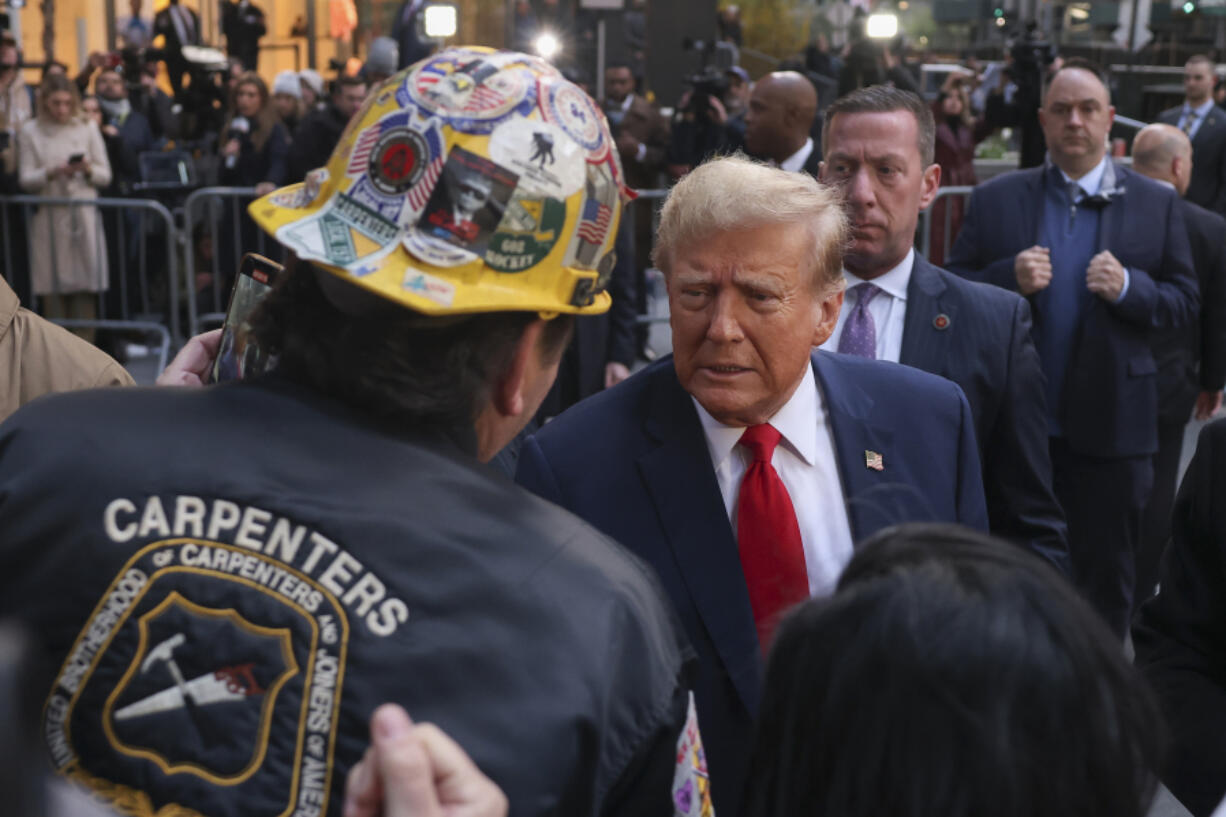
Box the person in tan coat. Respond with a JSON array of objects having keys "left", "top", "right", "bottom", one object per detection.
[
  {"left": 0, "top": 275, "right": 132, "bottom": 422},
  {"left": 17, "top": 73, "right": 112, "bottom": 339}
]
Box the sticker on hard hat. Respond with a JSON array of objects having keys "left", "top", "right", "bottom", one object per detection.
[
  {"left": 402, "top": 269, "right": 457, "bottom": 306},
  {"left": 488, "top": 119, "right": 585, "bottom": 199},
  {"left": 403, "top": 229, "right": 480, "bottom": 268},
  {"left": 563, "top": 163, "right": 618, "bottom": 270},
  {"left": 279, "top": 193, "right": 401, "bottom": 272},
  {"left": 541, "top": 80, "right": 608, "bottom": 158},
  {"left": 418, "top": 146, "right": 518, "bottom": 256},
  {"left": 486, "top": 194, "right": 566, "bottom": 273},
  {"left": 405, "top": 51, "right": 537, "bottom": 135},
  {"left": 269, "top": 168, "right": 329, "bottom": 211}
]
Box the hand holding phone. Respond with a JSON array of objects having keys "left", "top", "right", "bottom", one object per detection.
[
  {"left": 208, "top": 253, "right": 284, "bottom": 384},
  {"left": 68, "top": 152, "right": 85, "bottom": 165}
]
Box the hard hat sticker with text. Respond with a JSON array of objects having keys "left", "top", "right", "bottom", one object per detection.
[
  {"left": 404, "top": 51, "right": 538, "bottom": 135},
  {"left": 417, "top": 146, "right": 518, "bottom": 256}
]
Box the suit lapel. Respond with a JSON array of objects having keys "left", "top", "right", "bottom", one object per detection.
[
  {"left": 1098, "top": 163, "right": 1125, "bottom": 254},
  {"left": 636, "top": 367, "right": 762, "bottom": 712},
  {"left": 899, "top": 256, "right": 957, "bottom": 376},
  {"left": 812, "top": 352, "right": 896, "bottom": 543}
]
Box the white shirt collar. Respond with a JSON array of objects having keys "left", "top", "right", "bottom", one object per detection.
[
  {"left": 618, "top": 93, "right": 634, "bottom": 113},
  {"left": 1059, "top": 155, "right": 1109, "bottom": 196},
  {"left": 779, "top": 138, "right": 815, "bottom": 173},
  {"left": 692, "top": 361, "right": 819, "bottom": 471},
  {"left": 1187, "top": 98, "right": 1215, "bottom": 119},
  {"left": 842, "top": 247, "right": 914, "bottom": 302}
]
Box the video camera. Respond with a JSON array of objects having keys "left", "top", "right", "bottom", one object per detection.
[
  {"left": 681, "top": 37, "right": 733, "bottom": 122},
  {"left": 1006, "top": 22, "right": 1054, "bottom": 99}
]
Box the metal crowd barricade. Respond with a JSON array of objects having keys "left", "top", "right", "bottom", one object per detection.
[
  {"left": 631, "top": 188, "right": 670, "bottom": 327},
  {"left": 0, "top": 194, "right": 178, "bottom": 371},
  {"left": 917, "top": 185, "right": 974, "bottom": 263},
  {"left": 183, "top": 186, "right": 282, "bottom": 338}
]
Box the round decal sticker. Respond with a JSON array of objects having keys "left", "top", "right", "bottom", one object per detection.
[
  {"left": 369, "top": 128, "right": 429, "bottom": 195},
  {"left": 541, "top": 81, "right": 606, "bottom": 156},
  {"left": 406, "top": 52, "right": 537, "bottom": 134},
  {"left": 488, "top": 119, "right": 585, "bottom": 199}
]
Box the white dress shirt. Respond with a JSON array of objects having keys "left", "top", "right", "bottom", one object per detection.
[
  {"left": 779, "top": 138, "right": 815, "bottom": 173},
  {"left": 1180, "top": 98, "right": 1215, "bottom": 141},
  {"left": 692, "top": 363, "right": 855, "bottom": 598},
  {"left": 819, "top": 248, "right": 915, "bottom": 363}
]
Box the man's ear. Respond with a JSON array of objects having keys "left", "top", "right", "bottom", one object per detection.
[
  {"left": 492, "top": 321, "right": 547, "bottom": 419},
  {"left": 812, "top": 287, "right": 845, "bottom": 347},
  {"left": 918, "top": 162, "right": 942, "bottom": 210}
]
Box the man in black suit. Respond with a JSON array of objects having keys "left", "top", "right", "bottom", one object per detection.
[
  {"left": 152, "top": 0, "right": 200, "bottom": 98},
  {"left": 1131, "top": 123, "right": 1226, "bottom": 603},
  {"left": 948, "top": 60, "right": 1199, "bottom": 637},
  {"left": 1134, "top": 418, "right": 1226, "bottom": 816},
  {"left": 817, "top": 84, "right": 1068, "bottom": 573},
  {"left": 221, "top": 0, "right": 267, "bottom": 72},
  {"left": 1159, "top": 55, "right": 1226, "bottom": 217},
  {"left": 744, "top": 70, "right": 821, "bottom": 175}
]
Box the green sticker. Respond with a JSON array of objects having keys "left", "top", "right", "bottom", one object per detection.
[
  {"left": 322, "top": 216, "right": 357, "bottom": 266},
  {"left": 485, "top": 197, "right": 566, "bottom": 273}
]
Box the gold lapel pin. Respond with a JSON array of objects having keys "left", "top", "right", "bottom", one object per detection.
[{"left": 865, "top": 450, "right": 884, "bottom": 471}]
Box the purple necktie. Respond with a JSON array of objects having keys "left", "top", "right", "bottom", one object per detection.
[{"left": 837, "top": 283, "right": 882, "bottom": 359}]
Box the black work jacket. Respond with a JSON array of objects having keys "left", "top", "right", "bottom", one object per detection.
[{"left": 0, "top": 378, "right": 694, "bottom": 817}]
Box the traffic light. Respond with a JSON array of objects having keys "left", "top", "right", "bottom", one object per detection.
[
  {"left": 1183, "top": 1, "right": 1196, "bottom": 12},
  {"left": 994, "top": 6, "right": 1004, "bottom": 17}
]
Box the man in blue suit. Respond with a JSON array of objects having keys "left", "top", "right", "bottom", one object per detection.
[
  {"left": 816, "top": 85, "right": 1068, "bottom": 574},
  {"left": 948, "top": 59, "right": 1199, "bottom": 638},
  {"left": 517, "top": 156, "right": 988, "bottom": 817}
]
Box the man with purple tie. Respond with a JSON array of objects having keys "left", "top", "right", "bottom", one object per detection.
[{"left": 817, "top": 85, "right": 1068, "bottom": 576}]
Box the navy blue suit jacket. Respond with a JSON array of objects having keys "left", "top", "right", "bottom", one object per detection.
[
  {"left": 946, "top": 163, "right": 1199, "bottom": 459},
  {"left": 901, "top": 255, "right": 1068, "bottom": 573},
  {"left": 516, "top": 351, "right": 987, "bottom": 816}
]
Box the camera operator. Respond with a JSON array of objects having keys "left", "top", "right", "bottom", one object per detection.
[
  {"left": 984, "top": 22, "right": 1057, "bottom": 169},
  {"left": 664, "top": 67, "right": 746, "bottom": 179}
]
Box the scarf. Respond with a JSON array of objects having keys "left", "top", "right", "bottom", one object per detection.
[{"left": 98, "top": 95, "right": 131, "bottom": 125}]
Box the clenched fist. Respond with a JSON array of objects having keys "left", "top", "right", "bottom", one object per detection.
[
  {"left": 1086, "top": 250, "right": 1126, "bottom": 303},
  {"left": 1014, "top": 245, "right": 1052, "bottom": 295}
]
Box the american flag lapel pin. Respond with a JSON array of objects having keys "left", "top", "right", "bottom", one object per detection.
[{"left": 865, "top": 450, "right": 884, "bottom": 471}]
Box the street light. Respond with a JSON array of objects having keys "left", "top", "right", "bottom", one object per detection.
[
  {"left": 535, "top": 32, "right": 561, "bottom": 61},
  {"left": 866, "top": 13, "right": 899, "bottom": 39},
  {"left": 423, "top": 3, "right": 458, "bottom": 39}
]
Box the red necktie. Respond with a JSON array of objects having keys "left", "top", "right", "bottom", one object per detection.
[{"left": 735, "top": 424, "right": 809, "bottom": 653}]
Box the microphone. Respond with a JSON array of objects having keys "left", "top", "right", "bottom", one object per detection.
[{"left": 224, "top": 116, "right": 249, "bottom": 169}]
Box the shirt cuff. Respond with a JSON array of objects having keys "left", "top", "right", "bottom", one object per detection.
[
  {"left": 1115, "top": 267, "right": 1131, "bottom": 303},
  {"left": 635, "top": 142, "right": 647, "bottom": 163}
]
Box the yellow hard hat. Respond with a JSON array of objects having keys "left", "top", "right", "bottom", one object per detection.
[{"left": 249, "top": 46, "right": 629, "bottom": 316}]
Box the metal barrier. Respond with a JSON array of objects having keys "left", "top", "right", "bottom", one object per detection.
[
  {"left": 917, "top": 185, "right": 974, "bottom": 264},
  {"left": 183, "top": 186, "right": 283, "bottom": 338},
  {"left": 0, "top": 194, "right": 180, "bottom": 367}
]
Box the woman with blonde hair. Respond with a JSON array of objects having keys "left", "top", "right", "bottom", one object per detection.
[{"left": 17, "top": 73, "right": 112, "bottom": 339}]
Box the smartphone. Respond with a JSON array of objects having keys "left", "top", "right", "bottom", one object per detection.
[
  {"left": 208, "top": 253, "right": 284, "bottom": 384},
  {"left": 68, "top": 152, "right": 85, "bottom": 164}
]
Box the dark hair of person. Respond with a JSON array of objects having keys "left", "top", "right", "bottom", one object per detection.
[
  {"left": 743, "top": 523, "right": 1166, "bottom": 817},
  {"left": 221, "top": 71, "right": 278, "bottom": 152},
  {"left": 247, "top": 256, "right": 574, "bottom": 431},
  {"left": 333, "top": 73, "right": 366, "bottom": 95},
  {"left": 823, "top": 83, "right": 935, "bottom": 166},
  {"left": 1045, "top": 57, "right": 1110, "bottom": 97}
]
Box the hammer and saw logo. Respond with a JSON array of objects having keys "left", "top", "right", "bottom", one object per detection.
[{"left": 105, "top": 593, "right": 297, "bottom": 782}]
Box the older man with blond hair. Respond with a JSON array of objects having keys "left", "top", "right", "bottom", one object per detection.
[{"left": 517, "top": 154, "right": 987, "bottom": 817}]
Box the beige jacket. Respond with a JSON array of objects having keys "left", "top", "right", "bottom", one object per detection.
[
  {"left": 17, "top": 117, "right": 112, "bottom": 295},
  {"left": 0, "top": 276, "right": 133, "bottom": 423}
]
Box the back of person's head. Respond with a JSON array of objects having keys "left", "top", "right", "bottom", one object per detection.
[{"left": 744, "top": 524, "right": 1164, "bottom": 817}]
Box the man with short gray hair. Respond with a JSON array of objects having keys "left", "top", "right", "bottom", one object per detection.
[{"left": 517, "top": 154, "right": 987, "bottom": 817}]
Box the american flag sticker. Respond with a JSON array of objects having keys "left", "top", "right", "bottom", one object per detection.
[
  {"left": 576, "top": 200, "right": 612, "bottom": 245},
  {"left": 347, "top": 126, "right": 382, "bottom": 175},
  {"left": 865, "top": 450, "right": 884, "bottom": 471}
]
